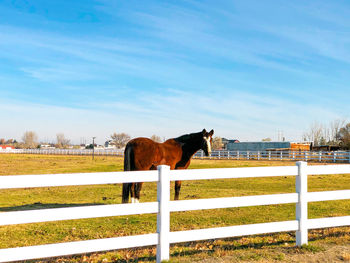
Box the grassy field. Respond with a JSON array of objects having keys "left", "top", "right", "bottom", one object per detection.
[{"left": 0, "top": 154, "right": 349, "bottom": 262}]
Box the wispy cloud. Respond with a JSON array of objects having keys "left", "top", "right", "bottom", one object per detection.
[{"left": 1, "top": 0, "right": 350, "bottom": 142}]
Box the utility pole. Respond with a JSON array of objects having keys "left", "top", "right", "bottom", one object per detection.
[{"left": 92, "top": 137, "right": 96, "bottom": 160}]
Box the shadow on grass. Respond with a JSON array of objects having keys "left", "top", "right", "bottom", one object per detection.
[
  {"left": 309, "top": 227, "right": 350, "bottom": 241},
  {"left": 31, "top": 228, "right": 350, "bottom": 262},
  {"left": 0, "top": 202, "right": 103, "bottom": 212},
  {"left": 100, "top": 234, "right": 297, "bottom": 263}
]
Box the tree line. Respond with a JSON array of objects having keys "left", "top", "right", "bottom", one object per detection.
[
  {"left": 0, "top": 132, "right": 72, "bottom": 149},
  {"left": 2, "top": 120, "right": 350, "bottom": 150},
  {"left": 0, "top": 132, "right": 167, "bottom": 149},
  {"left": 303, "top": 119, "right": 350, "bottom": 149}
]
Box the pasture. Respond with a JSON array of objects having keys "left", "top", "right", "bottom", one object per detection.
[{"left": 0, "top": 154, "right": 349, "bottom": 262}]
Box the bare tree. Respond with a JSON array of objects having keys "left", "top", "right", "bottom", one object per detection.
[
  {"left": 337, "top": 123, "right": 350, "bottom": 149},
  {"left": 56, "top": 133, "right": 70, "bottom": 148},
  {"left": 303, "top": 122, "right": 324, "bottom": 146},
  {"left": 0, "top": 138, "right": 5, "bottom": 145},
  {"left": 5, "top": 139, "right": 14, "bottom": 144},
  {"left": 110, "top": 132, "right": 131, "bottom": 149},
  {"left": 150, "top": 135, "right": 162, "bottom": 143},
  {"left": 303, "top": 119, "right": 347, "bottom": 146},
  {"left": 329, "top": 119, "right": 346, "bottom": 144},
  {"left": 22, "top": 131, "right": 38, "bottom": 149},
  {"left": 212, "top": 137, "right": 223, "bottom": 150}
]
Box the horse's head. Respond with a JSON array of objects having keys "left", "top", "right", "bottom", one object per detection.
[{"left": 201, "top": 129, "right": 214, "bottom": 156}]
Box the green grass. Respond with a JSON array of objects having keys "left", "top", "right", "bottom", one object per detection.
[{"left": 0, "top": 154, "right": 349, "bottom": 262}]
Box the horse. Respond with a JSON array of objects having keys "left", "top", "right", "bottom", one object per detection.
[{"left": 122, "top": 129, "right": 214, "bottom": 203}]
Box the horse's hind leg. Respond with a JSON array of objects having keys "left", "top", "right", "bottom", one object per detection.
[
  {"left": 175, "top": 180, "right": 182, "bottom": 200},
  {"left": 134, "top": 182, "right": 143, "bottom": 203}
]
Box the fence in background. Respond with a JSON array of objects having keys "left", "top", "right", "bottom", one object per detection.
[
  {"left": 0, "top": 148, "right": 124, "bottom": 156},
  {"left": 195, "top": 150, "right": 350, "bottom": 163},
  {"left": 0, "top": 162, "right": 349, "bottom": 262},
  {"left": 1, "top": 149, "right": 350, "bottom": 163}
]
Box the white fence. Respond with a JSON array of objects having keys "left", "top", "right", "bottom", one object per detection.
[
  {"left": 0, "top": 148, "right": 124, "bottom": 156},
  {"left": 0, "top": 163, "right": 349, "bottom": 262},
  {"left": 2, "top": 149, "right": 350, "bottom": 163},
  {"left": 195, "top": 150, "right": 350, "bottom": 163}
]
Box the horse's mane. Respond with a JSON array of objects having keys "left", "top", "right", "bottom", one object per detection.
[{"left": 174, "top": 131, "right": 202, "bottom": 143}]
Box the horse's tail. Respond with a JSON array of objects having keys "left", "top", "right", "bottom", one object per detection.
[{"left": 122, "top": 144, "right": 133, "bottom": 203}]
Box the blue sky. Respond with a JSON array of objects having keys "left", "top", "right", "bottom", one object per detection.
[{"left": 1, "top": 0, "right": 350, "bottom": 144}]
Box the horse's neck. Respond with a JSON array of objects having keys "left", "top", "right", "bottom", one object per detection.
[
  {"left": 181, "top": 140, "right": 201, "bottom": 159},
  {"left": 173, "top": 132, "right": 202, "bottom": 161}
]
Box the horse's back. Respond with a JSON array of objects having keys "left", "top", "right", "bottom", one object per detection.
[
  {"left": 124, "top": 137, "right": 182, "bottom": 170},
  {"left": 124, "top": 137, "right": 163, "bottom": 170}
]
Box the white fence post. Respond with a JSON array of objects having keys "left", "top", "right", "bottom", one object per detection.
[
  {"left": 156, "top": 165, "right": 170, "bottom": 263},
  {"left": 296, "top": 161, "right": 308, "bottom": 246}
]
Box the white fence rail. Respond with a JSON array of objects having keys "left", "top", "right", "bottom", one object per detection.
[
  {"left": 0, "top": 163, "right": 349, "bottom": 262},
  {"left": 2, "top": 148, "right": 350, "bottom": 163}
]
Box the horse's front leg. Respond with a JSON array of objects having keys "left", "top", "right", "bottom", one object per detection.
[
  {"left": 134, "top": 182, "right": 143, "bottom": 203},
  {"left": 130, "top": 183, "right": 136, "bottom": 203},
  {"left": 174, "top": 180, "right": 182, "bottom": 200}
]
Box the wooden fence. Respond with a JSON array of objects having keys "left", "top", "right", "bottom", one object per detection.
[{"left": 0, "top": 162, "right": 349, "bottom": 262}]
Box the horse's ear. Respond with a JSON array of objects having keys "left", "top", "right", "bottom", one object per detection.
[
  {"left": 202, "top": 129, "right": 207, "bottom": 134},
  {"left": 209, "top": 129, "right": 214, "bottom": 136}
]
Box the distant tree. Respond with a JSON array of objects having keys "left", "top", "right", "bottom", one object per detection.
[
  {"left": 337, "top": 123, "right": 350, "bottom": 149},
  {"left": 329, "top": 119, "right": 346, "bottom": 145},
  {"left": 5, "top": 139, "right": 14, "bottom": 144},
  {"left": 262, "top": 138, "right": 272, "bottom": 142},
  {"left": 212, "top": 137, "right": 223, "bottom": 150},
  {"left": 150, "top": 135, "right": 162, "bottom": 143},
  {"left": 110, "top": 132, "right": 131, "bottom": 149},
  {"left": 56, "top": 133, "right": 70, "bottom": 148},
  {"left": 303, "top": 122, "right": 323, "bottom": 146},
  {"left": 0, "top": 138, "right": 5, "bottom": 145},
  {"left": 85, "top": 144, "right": 95, "bottom": 149},
  {"left": 22, "top": 131, "right": 38, "bottom": 149},
  {"left": 302, "top": 119, "right": 347, "bottom": 146},
  {"left": 319, "top": 137, "right": 327, "bottom": 146}
]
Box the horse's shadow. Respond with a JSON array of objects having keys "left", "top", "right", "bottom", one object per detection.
[{"left": 0, "top": 202, "right": 103, "bottom": 212}]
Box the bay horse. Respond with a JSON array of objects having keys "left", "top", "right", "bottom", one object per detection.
[{"left": 122, "top": 129, "right": 214, "bottom": 203}]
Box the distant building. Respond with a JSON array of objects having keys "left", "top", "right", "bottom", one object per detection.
[
  {"left": 40, "top": 144, "right": 56, "bottom": 149},
  {"left": 222, "top": 138, "right": 239, "bottom": 149},
  {"left": 226, "top": 141, "right": 311, "bottom": 151},
  {"left": 104, "top": 140, "right": 115, "bottom": 149},
  {"left": 0, "top": 145, "right": 15, "bottom": 150}
]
